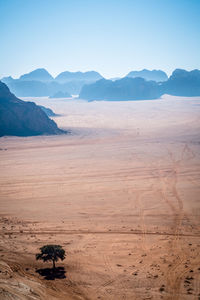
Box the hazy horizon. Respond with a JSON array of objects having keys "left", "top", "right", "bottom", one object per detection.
[
  {"left": 0, "top": 67, "right": 193, "bottom": 81},
  {"left": 1, "top": 0, "right": 200, "bottom": 79}
]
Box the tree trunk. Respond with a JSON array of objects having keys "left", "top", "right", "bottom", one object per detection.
[{"left": 53, "top": 259, "right": 56, "bottom": 269}]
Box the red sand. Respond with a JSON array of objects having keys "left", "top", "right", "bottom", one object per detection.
[{"left": 0, "top": 95, "right": 200, "bottom": 299}]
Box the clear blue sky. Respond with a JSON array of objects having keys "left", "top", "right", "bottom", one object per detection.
[{"left": 0, "top": 0, "right": 200, "bottom": 79}]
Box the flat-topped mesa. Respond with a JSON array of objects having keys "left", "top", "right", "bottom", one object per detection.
[
  {"left": 0, "top": 81, "right": 65, "bottom": 137},
  {"left": 19, "top": 68, "right": 54, "bottom": 82}
]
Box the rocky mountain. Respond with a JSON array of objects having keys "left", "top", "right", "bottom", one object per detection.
[
  {"left": 80, "top": 69, "right": 200, "bottom": 100},
  {"left": 55, "top": 71, "right": 103, "bottom": 83},
  {"left": 161, "top": 69, "right": 200, "bottom": 96},
  {"left": 1, "top": 70, "right": 103, "bottom": 96},
  {"left": 38, "top": 105, "right": 58, "bottom": 117},
  {"left": 80, "top": 77, "right": 162, "bottom": 101},
  {"left": 2, "top": 68, "right": 200, "bottom": 99},
  {"left": 126, "top": 69, "right": 168, "bottom": 82},
  {"left": 4, "top": 80, "right": 49, "bottom": 97},
  {"left": 19, "top": 68, "right": 54, "bottom": 82},
  {"left": 0, "top": 81, "right": 64, "bottom": 137},
  {"left": 0, "top": 76, "right": 15, "bottom": 84},
  {"left": 0, "top": 79, "right": 72, "bottom": 97}
]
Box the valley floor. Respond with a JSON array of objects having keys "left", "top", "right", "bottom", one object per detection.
[{"left": 0, "top": 95, "right": 200, "bottom": 299}]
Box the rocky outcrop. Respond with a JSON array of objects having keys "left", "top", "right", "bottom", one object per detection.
[
  {"left": 19, "top": 68, "right": 54, "bottom": 82},
  {"left": 0, "top": 81, "right": 65, "bottom": 137},
  {"left": 126, "top": 69, "right": 168, "bottom": 82},
  {"left": 55, "top": 71, "right": 103, "bottom": 83},
  {"left": 161, "top": 69, "right": 200, "bottom": 96},
  {"left": 38, "top": 105, "right": 58, "bottom": 117},
  {"left": 80, "top": 77, "right": 162, "bottom": 101},
  {"left": 1, "top": 70, "right": 103, "bottom": 96}
]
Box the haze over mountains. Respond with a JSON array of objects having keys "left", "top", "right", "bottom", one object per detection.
[
  {"left": 0, "top": 81, "right": 64, "bottom": 137},
  {"left": 55, "top": 71, "right": 102, "bottom": 83},
  {"left": 80, "top": 69, "right": 200, "bottom": 101},
  {"left": 1, "top": 68, "right": 200, "bottom": 100},
  {"left": 19, "top": 68, "right": 54, "bottom": 82},
  {"left": 80, "top": 77, "right": 162, "bottom": 101},
  {"left": 161, "top": 69, "right": 200, "bottom": 97},
  {"left": 1, "top": 69, "right": 104, "bottom": 97},
  {"left": 126, "top": 69, "right": 168, "bottom": 82},
  {"left": 49, "top": 91, "right": 71, "bottom": 98}
]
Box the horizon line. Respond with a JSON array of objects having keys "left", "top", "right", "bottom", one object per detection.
[{"left": 2, "top": 67, "right": 200, "bottom": 81}]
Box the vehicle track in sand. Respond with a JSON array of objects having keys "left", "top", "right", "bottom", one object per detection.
[
  {"left": 64, "top": 234, "right": 93, "bottom": 300},
  {"left": 67, "top": 233, "right": 129, "bottom": 300},
  {"left": 158, "top": 144, "right": 199, "bottom": 300},
  {"left": 134, "top": 191, "right": 147, "bottom": 252},
  {"left": 102, "top": 253, "right": 128, "bottom": 300},
  {"left": 1, "top": 230, "right": 199, "bottom": 237},
  {"left": 134, "top": 142, "right": 200, "bottom": 299}
]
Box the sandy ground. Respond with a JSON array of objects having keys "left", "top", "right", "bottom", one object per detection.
[{"left": 0, "top": 95, "right": 200, "bottom": 300}]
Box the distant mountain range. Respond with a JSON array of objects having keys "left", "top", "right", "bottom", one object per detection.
[
  {"left": 80, "top": 77, "right": 162, "bottom": 101},
  {"left": 126, "top": 69, "right": 168, "bottom": 82},
  {"left": 0, "top": 81, "right": 64, "bottom": 137},
  {"left": 161, "top": 69, "right": 200, "bottom": 96},
  {"left": 80, "top": 69, "right": 200, "bottom": 101},
  {"left": 19, "top": 68, "right": 54, "bottom": 82},
  {"left": 1, "top": 68, "right": 200, "bottom": 100},
  {"left": 55, "top": 71, "right": 103, "bottom": 83},
  {"left": 1, "top": 69, "right": 104, "bottom": 97}
]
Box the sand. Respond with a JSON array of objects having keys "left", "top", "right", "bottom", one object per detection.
[{"left": 0, "top": 95, "right": 200, "bottom": 299}]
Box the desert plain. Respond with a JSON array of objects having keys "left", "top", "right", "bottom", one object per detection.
[{"left": 0, "top": 95, "right": 200, "bottom": 300}]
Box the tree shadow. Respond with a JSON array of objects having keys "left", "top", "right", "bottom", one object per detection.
[{"left": 36, "top": 267, "right": 66, "bottom": 280}]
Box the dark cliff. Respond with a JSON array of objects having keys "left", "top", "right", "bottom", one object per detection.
[{"left": 0, "top": 81, "right": 65, "bottom": 137}]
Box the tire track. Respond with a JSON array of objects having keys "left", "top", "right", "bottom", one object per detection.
[
  {"left": 1, "top": 230, "right": 199, "bottom": 237},
  {"left": 135, "top": 191, "right": 147, "bottom": 252},
  {"left": 102, "top": 247, "right": 128, "bottom": 300},
  {"left": 142, "top": 143, "right": 198, "bottom": 299},
  {"left": 161, "top": 144, "right": 197, "bottom": 299},
  {"left": 66, "top": 235, "right": 92, "bottom": 300}
]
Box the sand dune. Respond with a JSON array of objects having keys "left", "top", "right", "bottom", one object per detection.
[{"left": 0, "top": 95, "right": 200, "bottom": 299}]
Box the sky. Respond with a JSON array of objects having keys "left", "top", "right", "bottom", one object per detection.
[{"left": 0, "top": 0, "right": 200, "bottom": 79}]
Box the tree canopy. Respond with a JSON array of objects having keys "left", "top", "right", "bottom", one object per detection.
[{"left": 36, "top": 244, "right": 66, "bottom": 269}]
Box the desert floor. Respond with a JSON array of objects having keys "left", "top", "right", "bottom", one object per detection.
[{"left": 0, "top": 95, "right": 200, "bottom": 300}]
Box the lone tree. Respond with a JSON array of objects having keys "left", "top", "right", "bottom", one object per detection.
[{"left": 36, "top": 245, "right": 66, "bottom": 269}]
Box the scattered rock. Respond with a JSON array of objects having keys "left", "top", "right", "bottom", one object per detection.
[
  {"left": 184, "top": 280, "right": 190, "bottom": 284},
  {"left": 185, "top": 276, "right": 194, "bottom": 280}
]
